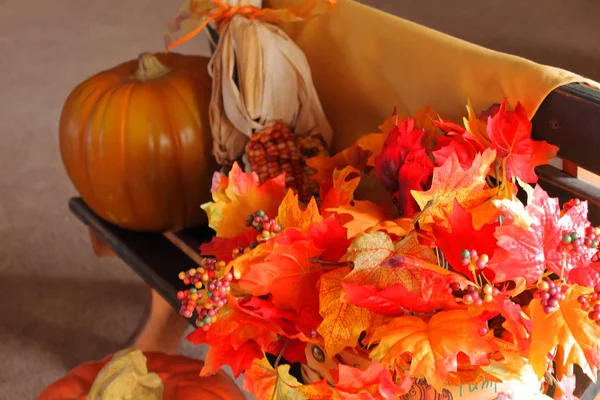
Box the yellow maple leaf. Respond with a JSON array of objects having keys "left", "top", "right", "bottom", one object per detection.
[
  {"left": 242, "top": 357, "right": 307, "bottom": 400},
  {"left": 528, "top": 285, "right": 600, "bottom": 380},
  {"left": 369, "top": 310, "right": 493, "bottom": 392},
  {"left": 464, "top": 99, "right": 491, "bottom": 148},
  {"left": 202, "top": 163, "right": 287, "bottom": 238},
  {"left": 411, "top": 148, "right": 497, "bottom": 230},
  {"left": 366, "top": 218, "right": 414, "bottom": 237},
  {"left": 341, "top": 231, "right": 438, "bottom": 287},
  {"left": 277, "top": 190, "right": 323, "bottom": 230},
  {"left": 317, "top": 267, "right": 377, "bottom": 357}
]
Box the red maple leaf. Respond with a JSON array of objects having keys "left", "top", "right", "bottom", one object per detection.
[
  {"left": 199, "top": 229, "right": 257, "bottom": 262},
  {"left": 374, "top": 118, "right": 426, "bottom": 193},
  {"left": 432, "top": 133, "right": 483, "bottom": 170},
  {"left": 343, "top": 263, "right": 466, "bottom": 315},
  {"left": 490, "top": 186, "right": 595, "bottom": 285},
  {"left": 187, "top": 301, "right": 279, "bottom": 377},
  {"left": 486, "top": 99, "right": 558, "bottom": 183},
  {"left": 433, "top": 200, "right": 499, "bottom": 276},
  {"left": 239, "top": 296, "right": 321, "bottom": 340}
]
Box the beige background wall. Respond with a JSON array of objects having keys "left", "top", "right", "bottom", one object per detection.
[{"left": 0, "top": 0, "right": 598, "bottom": 398}]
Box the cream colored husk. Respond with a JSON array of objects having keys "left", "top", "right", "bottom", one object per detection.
[
  {"left": 87, "top": 348, "right": 163, "bottom": 400},
  {"left": 208, "top": 1, "right": 333, "bottom": 164}
]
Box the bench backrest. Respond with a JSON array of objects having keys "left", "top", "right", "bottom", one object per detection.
[{"left": 532, "top": 83, "right": 600, "bottom": 224}]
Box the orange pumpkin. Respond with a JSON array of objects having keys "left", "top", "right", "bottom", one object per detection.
[
  {"left": 37, "top": 352, "right": 246, "bottom": 400},
  {"left": 59, "top": 52, "right": 217, "bottom": 232}
]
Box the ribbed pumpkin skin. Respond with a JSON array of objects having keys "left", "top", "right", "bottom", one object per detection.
[
  {"left": 59, "top": 53, "right": 217, "bottom": 232},
  {"left": 37, "top": 352, "right": 246, "bottom": 400}
]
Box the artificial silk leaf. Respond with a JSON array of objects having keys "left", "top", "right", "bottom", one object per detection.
[
  {"left": 306, "top": 216, "right": 351, "bottom": 262},
  {"left": 242, "top": 357, "right": 307, "bottom": 400},
  {"left": 278, "top": 190, "right": 323, "bottom": 230},
  {"left": 238, "top": 232, "right": 324, "bottom": 313},
  {"left": 240, "top": 296, "right": 320, "bottom": 345},
  {"left": 487, "top": 99, "right": 558, "bottom": 183},
  {"left": 463, "top": 99, "right": 492, "bottom": 148},
  {"left": 529, "top": 285, "right": 600, "bottom": 380},
  {"left": 317, "top": 267, "right": 376, "bottom": 357},
  {"left": 328, "top": 200, "right": 389, "bottom": 238},
  {"left": 307, "top": 144, "right": 372, "bottom": 184},
  {"left": 202, "top": 163, "right": 286, "bottom": 237},
  {"left": 187, "top": 304, "right": 278, "bottom": 377},
  {"left": 490, "top": 186, "right": 595, "bottom": 285},
  {"left": 366, "top": 218, "right": 414, "bottom": 238},
  {"left": 341, "top": 231, "right": 437, "bottom": 288},
  {"left": 320, "top": 166, "right": 362, "bottom": 214},
  {"left": 343, "top": 253, "right": 469, "bottom": 316},
  {"left": 199, "top": 228, "right": 257, "bottom": 262},
  {"left": 556, "top": 374, "right": 579, "bottom": 400},
  {"left": 370, "top": 310, "right": 492, "bottom": 391},
  {"left": 433, "top": 200, "right": 498, "bottom": 276},
  {"left": 334, "top": 361, "right": 412, "bottom": 400},
  {"left": 569, "top": 262, "right": 600, "bottom": 289},
  {"left": 411, "top": 148, "right": 497, "bottom": 230},
  {"left": 468, "top": 292, "right": 531, "bottom": 353}
]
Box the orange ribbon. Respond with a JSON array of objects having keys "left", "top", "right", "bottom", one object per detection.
[{"left": 166, "top": 0, "right": 336, "bottom": 52}]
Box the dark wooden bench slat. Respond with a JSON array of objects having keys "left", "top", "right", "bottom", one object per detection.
[
  {"left": 536, "top": 164, "right": 600, "bottom": 225},
  {"left": 69, "top": 198, "right": 201, "bottom": 313},
  {"left": 532, "top": 83, "right": 600, "bottom": 176}
]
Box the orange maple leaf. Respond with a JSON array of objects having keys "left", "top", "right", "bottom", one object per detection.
[
  {"left": 202, "top": 163, "right": 286, "bottom": 238},
  {"left": 528, "top": 285, "right": 600, "bottom": 380},
  {"left": 238, "top": 231, "right": 324, "bottom": 314},
  {"left": 341, "top": 231, "right": 438, "bottom": 287},
  {"left": 317, "top": 267, "right": 378, "bottom": 357},
  {"left": 320, "top": 166, "right": 362, "bottom": 214},
  {"left": 369, "top": 310, "right": 493, "bottom": 391},
  {"left": 411, "top": 148, "right": 497, "bottom": 230},
  {"left": 277, "top": 190, "right": 323, "bottom": 230}
]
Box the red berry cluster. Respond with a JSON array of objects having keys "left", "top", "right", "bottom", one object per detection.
[
  {"left": 534, "top": 280, "right": 567, "bottom": 314},
  {"left": 457, "top": 283, "right": 499, "bottom": 306},
  {"left": 460, "top": 249, "right": 490, "bottom": 271},
  {"left": 577, "top": 285, "right": 600, "bottom": 324},
  {"left": 177, "top": 258, "right": 234, "bottom": 331},
  {"left": 245, "top": 210, "right": 282, "bottom": 242}
]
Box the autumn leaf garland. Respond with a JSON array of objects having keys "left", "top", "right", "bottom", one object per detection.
[{"left": 175, "top": 99, "right": 600, "bottom": 400}]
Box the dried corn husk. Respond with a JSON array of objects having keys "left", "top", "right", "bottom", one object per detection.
[{"left": 166, "top": 0, "right": 334, "bottom": 166}]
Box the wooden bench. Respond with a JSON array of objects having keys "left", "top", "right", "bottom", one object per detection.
[{"left": 68, "top": 81, "right": 600, "bottom": 397}]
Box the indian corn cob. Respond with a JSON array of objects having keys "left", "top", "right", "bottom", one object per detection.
[{"left": 245, "top": 123, "right": 329, "bottom": 203}]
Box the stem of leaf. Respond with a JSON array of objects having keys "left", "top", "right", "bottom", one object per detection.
[
  {"left": 274, "top": 338, "right": 289, "bottom": 368},
  {"left": 412, "top": 199, "right": 435, "bottom": 225},
  {"left": 310, "top": 258, "right": 354, "bottom": 270}
]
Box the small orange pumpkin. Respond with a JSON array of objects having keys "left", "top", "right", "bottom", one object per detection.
[
  {"left": 37, "top": 352, "right": 246, "bottom": 400},
  {"left": 59, "top": 52, "right": 217, "bottom": 232}
]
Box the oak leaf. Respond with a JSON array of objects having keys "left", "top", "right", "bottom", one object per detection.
[
  {"left": 528, "top": 285, "right": 600, "bottom": 380},
  {"left": 369, "top": 310, "right": 493, "bottom": 391},
  {"left": 411, "top": 148, "right": 497, "bottom": 230},
  {"left": 202, "top": 163, "right": 286, "bottom": 237},
  {"left": 277, "top": 190, "right": 323, "bottom": 230}
]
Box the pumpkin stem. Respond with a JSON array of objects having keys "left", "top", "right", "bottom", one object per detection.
[{"left": 133, "top": 52, "right": 172, "bottom": 82}]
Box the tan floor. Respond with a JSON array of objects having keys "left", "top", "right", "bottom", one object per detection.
[{"left": 1, "top": 0, "right": 599, "bottom": 398}]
